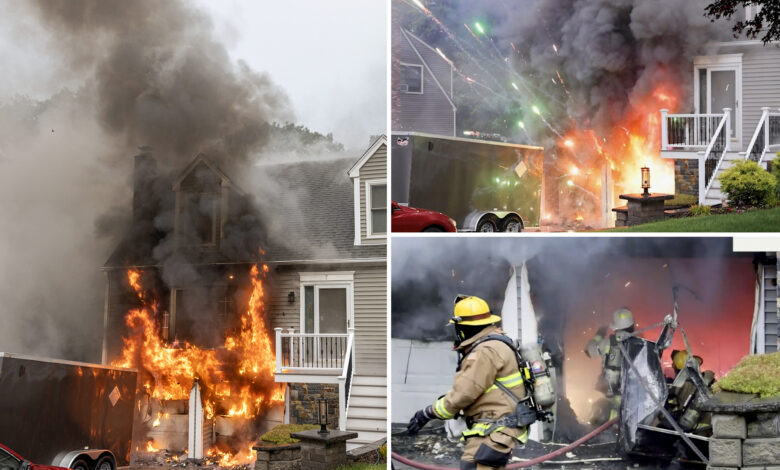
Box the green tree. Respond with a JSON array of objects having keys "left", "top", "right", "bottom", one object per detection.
[{"left": 705, "top": 1, "right": 780, "bottom": 44}]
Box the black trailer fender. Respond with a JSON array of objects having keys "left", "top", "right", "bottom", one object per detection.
[
  {"left": 53, "top": 450, "right": 115, "bottom": 470},
  {"left": 462, "top": 210, "right": 524, "bottom": 232}
]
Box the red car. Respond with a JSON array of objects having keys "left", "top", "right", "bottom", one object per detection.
[
  {"left": 0, "top": 444, "right": 68, "bottom": 470},
  {"left": 392, "top": 201, "right": 457, "bottom": 232}
]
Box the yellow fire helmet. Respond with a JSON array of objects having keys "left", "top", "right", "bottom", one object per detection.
[
  {"left": 672, "top": 349, "right": 704, "bottom": 370},
  {"left": 450, "top": 295, "right": 502, "bottom": 326}
]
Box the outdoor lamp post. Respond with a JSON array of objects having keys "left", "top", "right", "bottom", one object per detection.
[
  {"left": 317, "top": 398, "right": 329, "bottom": 434},
  {"left": 641, "top": 166, "right": 650, "bottom": 197}
]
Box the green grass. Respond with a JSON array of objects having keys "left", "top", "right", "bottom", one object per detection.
[
  {"left": 715, "top": 352, "right": 780, "bottom": 398},
  {"left": 259, "top": 424, "right": 318, "bottom": 445},
  {"left": 604, "top": 206, "right": 780, "bottom": 232}
]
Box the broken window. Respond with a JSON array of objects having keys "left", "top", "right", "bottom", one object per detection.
[
  {"left": 400, "top": 64, "right": 423, "bottom": 93},
  {"left": 368, "top": 182, "right": 387, "bottom": 236}
]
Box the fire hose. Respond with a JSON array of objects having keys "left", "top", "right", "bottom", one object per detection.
[{"left": 391, "top": 417, "right": 618, "bottom": 469}]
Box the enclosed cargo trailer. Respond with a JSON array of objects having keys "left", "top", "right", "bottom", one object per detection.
[
  {"left": 391, "top": 132, "right": 544, "bottom": 231},
  {"left": 0, "top": 353, "right": 137, "bottom": 470}
]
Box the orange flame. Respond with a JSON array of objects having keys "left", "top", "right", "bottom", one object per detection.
[
  {"left": 146, "top": 440, "right": 159, "bottom": 453},
  {"left": 555, "top": 83, "right": 680, "bottom": 225},
  {"left": 112, "top": 253, "right": 285, "bottom": 458}
]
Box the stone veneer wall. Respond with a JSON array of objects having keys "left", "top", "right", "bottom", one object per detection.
[
  {"left": 289, "top": 383, "right": 340, "bottom": 426},
  {"left": 675, "top": 159, "right": 698, "bottom": 196},
  {"left": 709, "top": 412, "right": 780, "bottom": 468}
]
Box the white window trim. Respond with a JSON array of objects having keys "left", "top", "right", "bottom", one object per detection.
[
  {"left": 353, "top": 177, "right": 361, "bottom": 246},
  {"left": 365, "top": 178, "right": 388, "bottom": 239},
  {"left": 298, "top": 271, "right": 355, "bottom": 333},
  {"left": 400, "top": 62, "right": 424, "bottom": 94},
  {"left": 693, "top": 54, "right": 743, "bottom": 148}
]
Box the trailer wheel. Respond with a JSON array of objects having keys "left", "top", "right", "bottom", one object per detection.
[
  {"left": 476, "top": 217, "right": 497, "bottom": 232},
  {"left": 95, "top": 455, "right": 115, "bottom": 470},
  {"left": 501, "top": 215, "right": 523, "bottom": 232},
  {"left": 70, "top": 459, "right": 89, "bottom": 470}
]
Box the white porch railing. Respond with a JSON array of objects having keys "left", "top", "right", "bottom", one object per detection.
[
  {"left": 661, "top": 108, "right": 731, "bottom": 204},
  {"left": 661, "top": 109, "right": 725, "bottom": 150},
  {"left": 744, "top": 107, "right": 780, "bottom": 165},
  {"left": 274, "top": 327, "right": 355, "bottom": 430}
]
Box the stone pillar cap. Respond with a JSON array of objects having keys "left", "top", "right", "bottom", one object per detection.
[{"left": 290, "top": 429, "right": 359, "bottom": 443}]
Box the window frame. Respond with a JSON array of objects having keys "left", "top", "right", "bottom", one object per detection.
[
  {"left": 400, "top": 63, "right": 424, "bottom": 94},
  {"left": 182, "top": 190, "right": 220, "bottom": 247},
  {"left": 365, "top": 179, "right": 387, "bottom": 238},
  {"left": 298, "top": 272, "right": 355, "bottom": 333}
]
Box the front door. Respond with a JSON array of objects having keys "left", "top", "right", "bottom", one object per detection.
[{"left": 695, "top": 61, "right": 741, "bottom": 149}]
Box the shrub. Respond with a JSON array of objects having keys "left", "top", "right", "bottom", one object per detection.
[
  {"left": 771, "top": 154, "right": 780, "bottom": 202},
  {"left": 715, "top": 351, "right": 780, "bottom": 398},
  {"left": 718, "top": 160, "right": 776, "bottom": 206},
  {"left": 666, "top": 193, "right": 697, "bottom": 207},
  {"left": 259, "top": 423, "right": 318, "bottom": 445},
  {"left": 690, "top": 204, "right": 711, "bottom": 217}
]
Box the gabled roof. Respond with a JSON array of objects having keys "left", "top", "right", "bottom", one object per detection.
[
  {"left": 172, "top": 153, "right": 245, "bottom": 195},
  {"left": 400, "top": 28, "right": 456, "bottom": 111},
  {"left": 348, "top": 135, "right": 387, "bottom": 178}
]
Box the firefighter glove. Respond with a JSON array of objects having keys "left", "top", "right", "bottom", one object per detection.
[{"left": 407, "top": 405, "right": 435, "bottom": 435}]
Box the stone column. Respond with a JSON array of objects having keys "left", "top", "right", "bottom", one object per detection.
[
  {"left": 253, "top": 443, "right": 301, "bottom": 470},
  {"left": 290, "top": 429, "right": 358, "bottom": 470}
]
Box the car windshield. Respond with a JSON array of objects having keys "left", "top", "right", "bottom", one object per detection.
[{"left": 0, "top": 449, "right": 22, "bottom": 470}]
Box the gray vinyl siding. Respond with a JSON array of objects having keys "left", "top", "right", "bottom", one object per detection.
[
  {"left": 392, "top": 30, "right": 456, "bottom": 136},
  {"left": 765, "top": 260, "right": 779, "bottom": 353},
  {"left": 354, "top": 265, "right": 387, "bottom": 376},
  {"left": 267, "top": 263, "right": 387, "bottom": 376},
  {"left": 359, "top": 143, "right": 387, "bottom": 245},
  {"left": 740, "top": 45, "right": 780, "bottom": 151}
]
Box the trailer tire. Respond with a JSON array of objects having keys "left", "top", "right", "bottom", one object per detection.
[
  {"left": 70, "top": 459, "right": 89, "bottom": 470},
  {"left": 423, "top": 226, "right": 445, "bottom": 232},
  {"left": 501, "top": 215, "right": 523, "bottom": 232},
  {"left": 476, "top": 216, "right": 497, "bottom": 232},
  {"left": 95, "top": 455, "right": 115, "bottom": 470}
]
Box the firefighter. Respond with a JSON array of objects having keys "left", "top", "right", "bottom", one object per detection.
[
  {"left": 406, "top": 295, "right": 531, "bottom": 470},
  {"left": 666, "top": 350, "right": 715, "bottom": 432},
  {"left": 602, "top": 307, "right": 635, "bottom": 397}
]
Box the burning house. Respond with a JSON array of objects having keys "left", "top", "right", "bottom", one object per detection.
[
  {"left": 101, "top": 137, "right": 387, "bottom": 460},
  {"left": 391, "top": 237, "right": 778, "bottom": 466}
]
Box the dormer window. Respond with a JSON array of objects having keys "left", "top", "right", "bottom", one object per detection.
[
  {"left": 182, "top": 191, "right": 219, "bottom": 246},
  {"left": 400, "top": 64, "right": 423, "bottom": 93},
  {"left": 367, "top": 181, "right": 387, "bottom": 236}
]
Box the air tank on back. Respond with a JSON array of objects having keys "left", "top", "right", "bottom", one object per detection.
[{"left": 520, "top": 343, "right": 555, "bottom": 408}]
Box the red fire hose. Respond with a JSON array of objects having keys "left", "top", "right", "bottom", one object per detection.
[{"left": 391, "top": 417, "right": 618, "bottom": 469}]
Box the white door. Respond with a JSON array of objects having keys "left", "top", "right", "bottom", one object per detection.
[
  {"left": 695, "top": 64, "right": 742, "bottom": 148},
  {"left": 301, "top": 284, "right": 351, "bottom": 367}
]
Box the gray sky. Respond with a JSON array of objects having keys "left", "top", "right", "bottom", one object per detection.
[{"left": 0, "top": 0, "right": 387, "bottom": 150}]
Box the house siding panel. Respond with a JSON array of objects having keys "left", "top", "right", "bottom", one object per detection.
[
  {"left": 267, "top": 263, "right": 386, "bottom": 376},
  {"left": 392, "top": 30, "right": 456, "bottom": 136},
  {"left": 360, "top": 143, "right": 387, "bottom": 245},
  {"left": 354, "top": 265, "right": 387, "bottom": 376},
  {"left": 767, "top": 261, "right": 779, "bottom": 353},
  {"left": 726, "top": 45, "right": 780, "bottom": 150}
]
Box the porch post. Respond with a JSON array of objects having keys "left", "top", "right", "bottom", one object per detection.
[
  {"left": 338, "top": 377, "right": 346, "bottom": 430},
  {"left": 275, "top": 328, "right": 282, "bottom": 373},
  {"left": 698, "top": 153, "right": 706, "bottom": 205},
  {"left": 763, "top": 107, "right": 771, "bottom": 161},
  {"left": 661, "top": 109, "right": 669, "bottom": 150},
  {"left": 723, "top": 108, "right": 732, "bottom": 151}
]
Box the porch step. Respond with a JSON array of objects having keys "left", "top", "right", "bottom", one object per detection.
[
  {"left": 349, "top": 395, "right": 386, "bottom": 408},
  {"left": 352, "top": 375, "right": 386, "bottom": 386},
  {"left": 703, "top": 151, "right": 742, "bottom": 205},
  {"left": 346, "top": 375, "right": 386, "bottom": 451},
  {"left": 350, "top": 384, "right": 386, "bottom": 397}
]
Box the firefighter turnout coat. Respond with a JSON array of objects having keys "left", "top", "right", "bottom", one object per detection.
[{"left": 429, "top": 326, "right": 529, "bottom": 467}]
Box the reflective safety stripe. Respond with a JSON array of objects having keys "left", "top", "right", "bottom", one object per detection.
[
  {"left": 461, "top": 423, "right": 529, "bottom": 443},
  {"left": 462, "top": 422, "right": 504, "bottom": 438},
  {"left": 483, "top": 371, "right": 525, "bottom": 394},
  {"left": 434, "top": 397, "right": 455, "bottom": 419}
]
